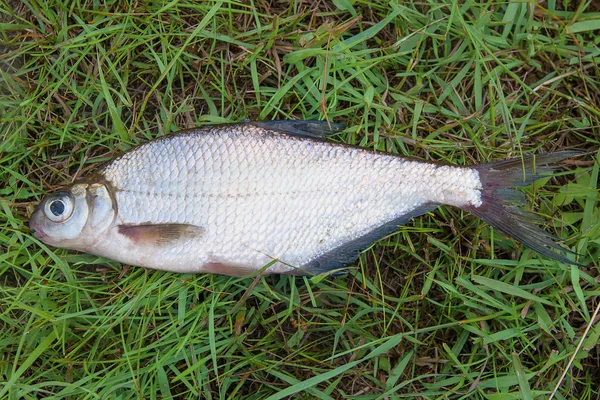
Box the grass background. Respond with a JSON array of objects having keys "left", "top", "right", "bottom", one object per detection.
[{"left": 1, "top": 0, "right": 599, "bottom": 398}]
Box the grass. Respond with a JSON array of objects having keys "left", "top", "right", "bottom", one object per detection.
[{"left": 1, "top": 0, "right": 599, "bottom": 398}]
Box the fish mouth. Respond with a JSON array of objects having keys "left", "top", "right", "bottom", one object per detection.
[
  {"left": 32, "top": 228, "right": 47, "bottom": 240},
  {"left": 29, "top": 210, "right": 47, "bottom": 240}
]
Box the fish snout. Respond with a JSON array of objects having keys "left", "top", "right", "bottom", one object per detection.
[{"left": 29, "top": 209, "right": 48, "bottom": 240}]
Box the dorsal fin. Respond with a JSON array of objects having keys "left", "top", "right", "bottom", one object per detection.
[{"left": 250, "top": 120, "right": 345, "bottom": 140}]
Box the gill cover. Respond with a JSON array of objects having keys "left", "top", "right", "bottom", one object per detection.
[{"left": 30, "top": 183, "right": 115, "bottom": 247}]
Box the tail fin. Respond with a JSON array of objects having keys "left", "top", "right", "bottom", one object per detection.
[{"left": 463, "top": 151, "right": 583, "bottom": 266}]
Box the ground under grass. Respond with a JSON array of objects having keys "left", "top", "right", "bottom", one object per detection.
[{"left": 1, "top": 0, "right": 599, "bottom": 398}]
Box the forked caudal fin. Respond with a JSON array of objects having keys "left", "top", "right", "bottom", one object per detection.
[{"left": 463, "top": 151, "right": 584, "bottom": 266}]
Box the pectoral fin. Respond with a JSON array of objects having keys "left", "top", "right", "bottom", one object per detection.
[{"left": 118, "top": 224, "right": 205, "bottom": 246}]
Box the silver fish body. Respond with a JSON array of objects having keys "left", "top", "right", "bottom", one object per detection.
[{"left": 29, "top": 121, "right": 580, "bottom": 275}]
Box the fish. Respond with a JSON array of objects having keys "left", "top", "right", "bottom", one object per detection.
[{"left": 29, "top": 120, "right": 583, "bottom": 276}]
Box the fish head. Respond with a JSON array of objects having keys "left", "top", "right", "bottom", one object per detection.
[{"left": 30, "top": 182, "right": 116, "bottom": 250}]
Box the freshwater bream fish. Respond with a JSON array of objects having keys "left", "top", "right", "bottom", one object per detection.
[{"left": 30, "top": 121, "right": 580, "bottom": 276}]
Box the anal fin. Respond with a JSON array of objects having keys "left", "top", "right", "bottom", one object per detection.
[{"left": 301, "top": 203, "right": 439, "bottom": 275}]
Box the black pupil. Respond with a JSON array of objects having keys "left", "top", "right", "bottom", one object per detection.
[{"left": 50, "top": 200, "right": 65, "bottom": 216}]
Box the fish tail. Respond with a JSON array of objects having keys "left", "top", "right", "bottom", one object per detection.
[{"left": 462, "top": 151, "right": 583, "bottom": 265}]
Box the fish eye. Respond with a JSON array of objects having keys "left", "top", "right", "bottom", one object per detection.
[{"left": 43, "top": 192, "right": 74, "bottom": 223}]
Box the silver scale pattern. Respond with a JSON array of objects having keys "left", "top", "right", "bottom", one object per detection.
[{"left": 101, "top": 125, "right": 482, "bottom": 272}]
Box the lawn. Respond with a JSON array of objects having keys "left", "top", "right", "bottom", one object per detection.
[{"left": 1, "top": 0, "right": 599, "bottom": 398}]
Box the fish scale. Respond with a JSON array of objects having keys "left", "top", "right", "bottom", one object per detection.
[
  {"left": 29, "top": 121, "right": 582, "bottom": 275},
  {"left": 99, "top": 125, "right": 481, "bottom": 273}
]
